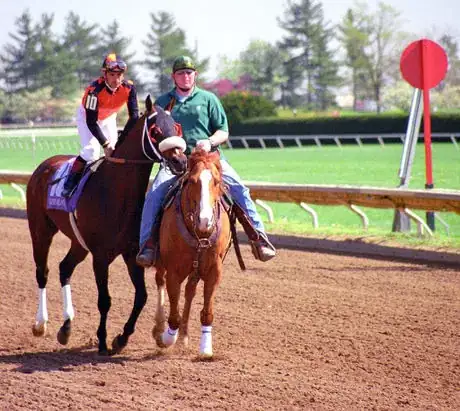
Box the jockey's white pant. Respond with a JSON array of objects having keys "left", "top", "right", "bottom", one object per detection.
[{"left": 76, "top": 105, "right": 118, "bottom": 162}]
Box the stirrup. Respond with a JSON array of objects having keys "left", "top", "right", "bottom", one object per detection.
[{"left": 62, "top": 182, "right": 77, "bottom": 198}]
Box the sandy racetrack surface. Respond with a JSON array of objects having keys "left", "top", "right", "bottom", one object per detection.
[{"left": 0, "top": 216, "right": 458, "bottom": 410}]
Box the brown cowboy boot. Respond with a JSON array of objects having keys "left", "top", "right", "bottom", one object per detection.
[
  {"left": 230, "top": 202, "right": 276, "bottom": 262},
  {"left": 62, "top": 156, "right": 86, "bottom": 198},
  {"left": 251, "top": 231, "right": 276, "bottom": 262},
  {"left": 136, "top": 237, "right": 159, "bottom": 268}
]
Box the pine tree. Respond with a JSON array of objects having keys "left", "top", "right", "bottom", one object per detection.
[
  {"left": 61, "top": 11, "right": 102, "bottom": 90},
  {"left": 99, "top": 20, "right": 143, "bottom": 92},
  {"left": 35, "top": 13, "right": 79, "bottom": 98},
  {"left": 0, "top": 10, "right": 39, "bottom": 92},
  {"left": 277, "top": 0, "right": 339, "bottom": 109},
  {"left": 338, "top": 9, "right": 370, "bottom": 110},
  {"left": 142, "top": 11, "right": 208, "bottom": 95}
]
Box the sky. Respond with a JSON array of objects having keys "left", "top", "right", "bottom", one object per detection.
[{"left": 1, "top": 0, "right": 459, "bottom": 80}]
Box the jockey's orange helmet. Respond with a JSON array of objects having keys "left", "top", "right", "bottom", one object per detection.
[{"left": 102, "top": 53, "right": 127, "bottom": 73}]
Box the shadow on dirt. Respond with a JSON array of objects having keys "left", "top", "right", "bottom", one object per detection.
[{"left": 0, "top": 343, "right": 150, "bottom": 373}]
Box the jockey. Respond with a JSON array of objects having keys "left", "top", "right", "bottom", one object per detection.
[
  {"left": 136, "top": 55, "right": 276, "bottom": 267},
  {"left": 62, "top": 53, "right": 139, "bottom": 197}
]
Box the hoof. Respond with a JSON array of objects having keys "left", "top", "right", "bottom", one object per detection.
[
  {"left": 152, "top": 324, "right": 167, "bottom": 348},
  {"left": 98, "top": 349, "right": 110, "bottom": 356},
  {"left": 161, "top": 328, "right": 178, "bottom": 347},
  {"left": 57, "top": 328, "right": 70, "bottom": 345},
  {"left": 111, "top": 334, "right": 127, "bottom": 355},
  {"left": 57, "top": 319, "right": 71, "bottom": 345},
  {"left": 32, "top": 322, "right": 47, "bottom": 337},
  {"left": 180, "top": 335, "right": 189, "bottom": 347},
  {"left": 199, "top": 350, "right": 213, "bottom": 359}
]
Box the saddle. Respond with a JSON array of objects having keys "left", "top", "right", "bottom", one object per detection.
[{"left": 47, "top": 158, "right": 104, "bottom": 212}]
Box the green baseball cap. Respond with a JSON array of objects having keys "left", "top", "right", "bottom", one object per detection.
[{"left": 172, "top": 56, "right": 196, "bottom": 73}]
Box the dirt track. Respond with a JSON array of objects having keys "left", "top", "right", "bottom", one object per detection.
[{"left": 0, "top": 216, "right": 459, "bottom": 410}]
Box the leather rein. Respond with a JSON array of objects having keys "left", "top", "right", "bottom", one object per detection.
[{"left": 106, "top": 112, "right": 163, "bottom": 165}]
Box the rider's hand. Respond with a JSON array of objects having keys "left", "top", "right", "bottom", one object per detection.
[
  {"left": 103, "top": 144, "right": 115, "bottom": 157},
  {"left": 196, "top": 139, "right": 212, "bottom": 152}
]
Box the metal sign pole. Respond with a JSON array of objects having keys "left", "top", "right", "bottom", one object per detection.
[{"left": 392, "top": 88, "right": 423, "bottom": 232}]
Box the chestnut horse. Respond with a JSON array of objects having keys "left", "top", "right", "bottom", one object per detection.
[
  {"left": 152, "top": 149, "right": 231, "bottom": 358},
  {"left": 26, "top": 97, "right": 187, "bottom": 355}
]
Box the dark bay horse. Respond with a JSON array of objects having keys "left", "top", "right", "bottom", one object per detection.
[
  {"left": 152, "top": 149, "right": 231, "bottom": 358},
  {"left": 26, "top": 97, "right": 187, "bottom": 355}
]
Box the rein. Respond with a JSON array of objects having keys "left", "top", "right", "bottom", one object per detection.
[
  {"left": 106, "top": 157, "right": 153, "bottom": 165},
  {"left": 105, "top": 113, "right": 162, "bottom": 165}
]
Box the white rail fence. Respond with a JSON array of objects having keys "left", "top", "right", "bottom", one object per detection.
[
  {"left": 1, "top": 131, "right": 459, "bottom": 151},
  {"left": 1, "top": 170, "right": 459, "bottom": 237},
  {"left": 226, "top": 133, "right": 460, "bottom": 149}
]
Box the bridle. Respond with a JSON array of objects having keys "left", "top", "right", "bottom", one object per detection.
[
  {"left": 106, "top": 112, "right": 164, "bottom": 165},
  {"left": 141, "top": 111, "right": 162, "bottom": 161},
  {"left": 174, "top": 162, "right": 226, "bottom": 283}
]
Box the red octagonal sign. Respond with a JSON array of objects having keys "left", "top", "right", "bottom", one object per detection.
[{"left": 400, "top": 39, "right": 448, "bottom": 89}]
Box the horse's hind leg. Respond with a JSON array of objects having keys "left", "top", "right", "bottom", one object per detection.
[
  {"left": 92, "top": 257, "right": 111, "bottom": 355},
  {"left": 56, "top": 242, "right": 88, "bottom": 345},
  {"left": 28, "top": 213, "right": 58, "bottom": 337},
  {"left": 111, "top": 252, "right": 147, "bottom": 355}
]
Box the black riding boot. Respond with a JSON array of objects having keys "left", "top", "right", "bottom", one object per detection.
[{"left": 62, "top": 156, "right": 86, "bottom": 198}]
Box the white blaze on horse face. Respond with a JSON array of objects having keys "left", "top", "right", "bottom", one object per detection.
[{"left": 198, "top": 169, "right": 214, "bottom": 231}]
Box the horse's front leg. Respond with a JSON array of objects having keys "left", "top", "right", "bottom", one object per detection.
[
  {"left": 57, "top": 243, "right": 88, "bottom": 345},
  {"left": 111, "top": 252, "right": 148, "bottom": 354},
  {"left": 200, "top": 264, "right": 222, "bottom": 358},
  {"left": 179, "top": 275, "right": 199, "bottom": 348},
  {"left": 160, "top": 273, "right": 182, "bottom": 349},
  {"left": 92, "top": 257, "right": 111, "bottom": 355},
  {"left": 152, "top": 267, "right": 168, "bottom": 347}
]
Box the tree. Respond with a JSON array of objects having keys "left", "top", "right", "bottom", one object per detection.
[
  {"left": 239, "top": 40, "right": 286, "bottom": 100},
  {"left": 34, "top": 13, "right": 79, "bottom": 98},
  {"left": 217, "top": 55, "right": 245, "bottom": 82},
  {"left": 354, "top": 2, "right": 405, "bottom": 113},
  {"left": 277, "top": 0, "right": 339, "bottom": 109},
  {"left": 142, "top": 11, "right": 200, "bottom": 95},
  {"left": 99, "top": 20, "right": 143, "bottom": 92},
  {"left": 0, "top": 10, "right": 39, "bottom": 92},
  {"left": 437, "top": 33, "right": 460, "bottom": 87},
  {"left": 61, "top": 11, "right": 102, "bottom": 90},
  {"left": 338, "top": 9, "right": 371, "bottom": 110}
]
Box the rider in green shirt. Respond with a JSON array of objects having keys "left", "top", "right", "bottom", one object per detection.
[{"left": 137, "top": 56, "right": 276, "bottom": 267}]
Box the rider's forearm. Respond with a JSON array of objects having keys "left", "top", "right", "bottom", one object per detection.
[{"left": 209, "top": 129, "right": 229, "bottom": 147}]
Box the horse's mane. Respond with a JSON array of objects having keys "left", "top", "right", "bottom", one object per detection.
[
  {"left": 187, "top": 149, "right": 224, "bottom": 194},
  {"left": 188, "top": 149, "right": 222, "bottom": 173}
]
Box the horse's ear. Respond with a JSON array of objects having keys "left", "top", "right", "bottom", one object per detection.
[{"left": 145, "top": 94, "right": 153, "bottom": 113}]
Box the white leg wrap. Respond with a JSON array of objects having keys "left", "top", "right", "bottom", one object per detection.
[
  {"left": 162, "top": 326, "right": 178, "bottom": 347},
  {"left": 36, "top": 288, "right": 48, "bottom": 324},
  {"left": 61, "top": 285, "right": 75, "bottom": 321},
  {"left": 200, "top": 325, "right": 213, "bottom": 357}
]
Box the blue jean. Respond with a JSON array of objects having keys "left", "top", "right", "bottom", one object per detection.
[{"left": 139, "top": 159, "right": 266, "bottom": 247}]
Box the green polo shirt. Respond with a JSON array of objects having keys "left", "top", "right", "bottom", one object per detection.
[{"left": 155, "top": 87, "right": 228, "bottom": 157}]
